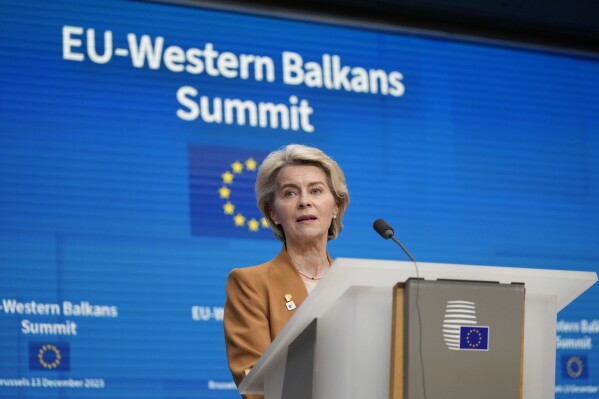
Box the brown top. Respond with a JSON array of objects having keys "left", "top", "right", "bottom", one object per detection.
[{"left": 224, "top": 246, "right": 311, "bottom": 399}]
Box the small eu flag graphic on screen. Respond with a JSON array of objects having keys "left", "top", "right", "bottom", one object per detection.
[
  {"left": 29, "top": 342, "right": 70, "bottom": 371},
  {"left": 561, "top": 355, "right": 588, "bottom": 379},
  {"left": 188, "top": 145, "right": 272, "bottom": 239},
  {"left": 459, "top": 326, "right": 489, "bottom": 351}
]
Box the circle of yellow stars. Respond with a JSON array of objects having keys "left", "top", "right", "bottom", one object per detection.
[
  {"left": 465, "top": 329, "right": 483, "bottom": 348},
  {"left": 219, "top": 157, "right": 269, "bottom": 232},
  {"left": 566, "top": 356, "right": 584, "bottom": 379},
  {"left": 38, "top": 344, "right": 62, "bottom": 369}
]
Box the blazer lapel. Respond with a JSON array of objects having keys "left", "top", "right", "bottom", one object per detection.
[{"left": 269, "top": 246, "right": 309, "bottom": 308}]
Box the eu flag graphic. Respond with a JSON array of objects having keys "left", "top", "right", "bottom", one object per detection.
[
  {"left": 29, "top": 342, "right": 70, "bottom": 371},
  {"left": 189, "top": 145, "right": 272, "bottom": 239},
  {"left": 459, "top": 326, "right": 489, "bottom": 351},
  {"left": 561, "top": 355, "right": 589, "bottom": 379}
]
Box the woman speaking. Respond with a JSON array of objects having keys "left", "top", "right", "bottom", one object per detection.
[{"left": 224, "top": 144, "right": 349, "bottom": 397}]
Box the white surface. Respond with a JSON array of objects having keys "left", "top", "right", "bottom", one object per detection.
[{"left": 239, "top": 258, "right": 597, "bottom": 398}]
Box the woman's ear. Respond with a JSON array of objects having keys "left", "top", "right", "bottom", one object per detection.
[{"left": 269, "top": 207, "right": 278, "bottom": 224}]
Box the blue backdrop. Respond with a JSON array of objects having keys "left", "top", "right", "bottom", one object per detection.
[{"left": 1, "top": 0, "right": 598, "bottom": 397}]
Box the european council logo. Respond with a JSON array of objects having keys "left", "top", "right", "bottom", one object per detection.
[
  {"left": 443, "top": 300, "right": 490, "bottom": 351},
  {"left": 561, "top": 355, "right": 589, "bottom": 380},
  {"left": 189, "top": 145, "right": 272, "bottom": 238},
  {"left": 29, "top": 342, "right": 70, "bottom": 371}
]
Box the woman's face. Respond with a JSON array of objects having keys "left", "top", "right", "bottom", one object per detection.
[{"left": 270, "top": 164, "right": 339, "bottom": 247}]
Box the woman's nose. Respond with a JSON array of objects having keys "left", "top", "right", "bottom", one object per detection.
[{"left": 298, "top": 192, "right": 311, "bottom": 208}]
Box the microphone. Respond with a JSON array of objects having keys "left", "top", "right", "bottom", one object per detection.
[
  {"left": 373, "top": 218, "right": 394, "bottom": 239},
  {"left": 373, "top": 218, "right": 427, "bottom": 399},
  {"left": 372, "top": 219, "right": 417, "bottom": 263}
]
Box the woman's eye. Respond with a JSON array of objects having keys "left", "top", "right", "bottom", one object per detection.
[
  {"left": 311, "top": 187, "right": 323, "bottom": 194},
  {"left": 284, "top": 191, "right": 295, "bottom": 197}
]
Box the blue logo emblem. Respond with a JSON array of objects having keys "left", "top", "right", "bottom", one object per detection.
[
  {"left": 459, "top": 326, "right": 489, "bottom": 351},
  {"left": 29, "top": 342, "right": 70, "bottom": 371},
  {"left": 188, "top": 145, "right": 272, "bottom": 239},
  {"left": 561, "top": 355, "right": 588, "bottom": 379}
]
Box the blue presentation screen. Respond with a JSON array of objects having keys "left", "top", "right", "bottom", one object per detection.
[{"left": 1, "top": 0, "right": 598, "bottom": 397}]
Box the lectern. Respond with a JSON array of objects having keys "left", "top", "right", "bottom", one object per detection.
[{"left": 238, "top": 259, "right": 597, "bottom": 399}]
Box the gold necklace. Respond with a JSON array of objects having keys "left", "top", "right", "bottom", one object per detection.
[
  {"left": 296, "top": 269, "right": 325, "bottom": 281},
  {"left": 289, "top": 253, "right": 327, "bottom": 280}
]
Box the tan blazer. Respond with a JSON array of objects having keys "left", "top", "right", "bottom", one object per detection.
[{"left": 224, "top": 246, "right": 329, "bottom": 399}]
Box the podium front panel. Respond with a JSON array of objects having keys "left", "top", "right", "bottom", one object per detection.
[
  {"left": 239, "top": 258, "right": 596, "bottom": 399},
  {"left": 404, "top": 279, "right": 525, "bottom": 399}
]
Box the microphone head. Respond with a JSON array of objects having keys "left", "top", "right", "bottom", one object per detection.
[{"left": 373, "top": 219, "right": 394, "bottom": 239}]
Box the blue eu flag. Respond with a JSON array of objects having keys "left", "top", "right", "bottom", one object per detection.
[
  {"left": 188, "top": 145, "right": 272, "bottom": 239},
  {"left": 459, "top": 326, "right": 489, "bottom": 350},
  {"left": 29, "top": 342, "right": 70, "bottom": 371},
  {"left": 561, "top": 355, "right": 588, "bottom": 379}
]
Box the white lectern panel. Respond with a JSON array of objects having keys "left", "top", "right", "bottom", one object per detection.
[{"left": 239, "top": 259, "right": 597, "bottom": 399}]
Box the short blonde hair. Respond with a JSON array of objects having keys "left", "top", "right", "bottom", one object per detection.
[{"left": 256, "top": 144, "right": 349, "bottom": 242}]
